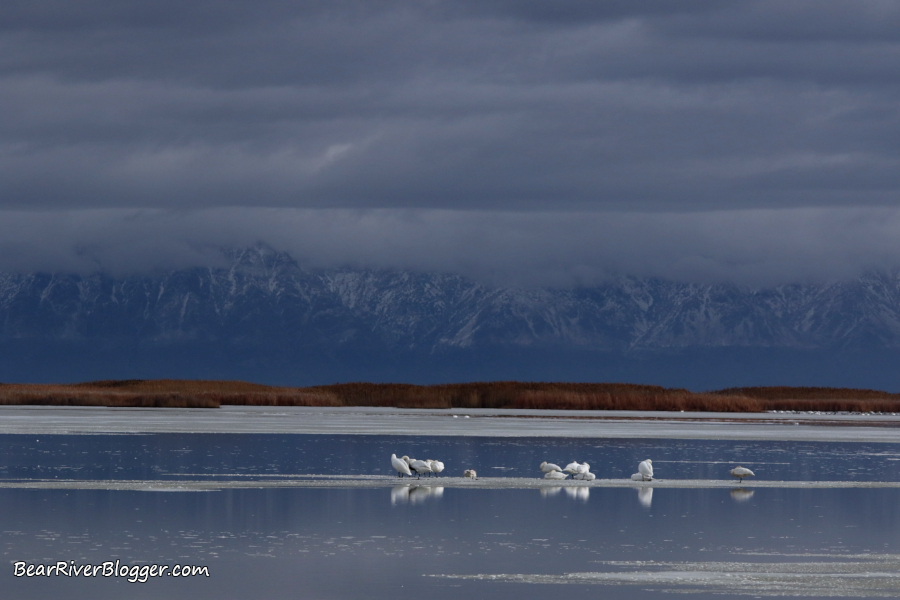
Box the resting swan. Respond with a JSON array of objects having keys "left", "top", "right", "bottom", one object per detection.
[
  {"left": 409, "top": 459, "right": 433, "bottom": 478},
  {"left": 391, "top": 454, "right": 412, "bottom": 477},
  {"left": 730, "top": 466, "right": 755, "bottom": 483},
  {"left": 638, "top": 459, "right": 653, "bottom": 481},
  {"left": 563, "top": 461, "right": 581, "bottom": 475}
]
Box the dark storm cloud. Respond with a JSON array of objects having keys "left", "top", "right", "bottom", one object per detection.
[{"left": 0, "top": 1, "right": 899, "bottom": 282}]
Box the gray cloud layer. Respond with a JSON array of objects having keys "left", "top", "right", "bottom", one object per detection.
[
  {"left": 1, "top": 1, "right": 899, "bottom": 282},
  {"left": 2, "top": 207, "right": 900, "bottom": 288}
]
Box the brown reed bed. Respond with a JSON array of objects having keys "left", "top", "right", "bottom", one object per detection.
[
  {"left": 713, "top": 386, "right": 900, "bottom": 414},
  {"left": 0, "top": 379, "right": 898, "bottom": 413}
]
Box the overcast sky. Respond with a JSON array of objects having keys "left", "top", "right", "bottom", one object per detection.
[{"left": 1, "top": 1, "right": 899, "bottom": 285}]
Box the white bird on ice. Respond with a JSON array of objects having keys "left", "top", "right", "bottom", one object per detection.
[
  {"left": 544, "top": 470, "right": 568, "bottom": 480},
  {"left": 540, "top": 461, "right": 562, "bottom": 473},
  {"left": 430, "top": 460, "right": 445, "bottom": 477},
  {"left": 563, "top": 461, "right": 581, "bottom": 475},
  {"left": 630, "top": 473, "right": 644, "bottom": 481},
  {"left": 575, "top": 462, "right": 591, "bottom": 476},
  {"left": 638, "top": 459, "right": 654, "bottom": 481},
  {"left": 730, "top": 466, "right": 755, "bottom": 483},
  {"left": 410, "top": 459, "right": 433, "bottom": 478},
  {"left": 463, "top": 469, "right": 477, "bottom": 479},
  {"left": 574, "top": 471, "right": 595, "bottom": 481},
  {"left": 391, "top": 454, "right": 412, "bottom": 478}
]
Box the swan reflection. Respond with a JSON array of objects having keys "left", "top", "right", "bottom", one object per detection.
[
  {"left": 391, "top": 485, "right": 444, "bottom": 505},
  {"left": 540, "top": 486, "right": 563, "bottom": 498},
  {"left": 730, "top": 488, "right": 755, "bottom": 502},
  {"left": 564, "top": 486, "right": 590, "bottom": 501},
  {"left": 410, "top": 486, "right": 443, "bottom": 504},
  {"left": 637, "top": 486, "right": 653, "bottom": 508}
]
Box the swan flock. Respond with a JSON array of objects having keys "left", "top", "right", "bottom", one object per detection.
[
  {"left": 392, "top": 455, "right": 447, "bottom": 479},
  {"left": 392, "top": 454, "right": 757, "bottom": 484}
]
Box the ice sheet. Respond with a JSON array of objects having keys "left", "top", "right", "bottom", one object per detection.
[
  {"left": 0, "top": 405, "right": 898, "bottom": 441},
  {"left": 432, "top": 555, "right": 900, "bottom": 597},
  {"left": 2, "top": 476, "right": 899, "bottom": 491}
]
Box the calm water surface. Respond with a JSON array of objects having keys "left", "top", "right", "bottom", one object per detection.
[
  {"left": 2, "top": 434, "right": 899, "bottom": 599},
  {"left": 2, "top": 434, "right": 899, "bottom": 481}
]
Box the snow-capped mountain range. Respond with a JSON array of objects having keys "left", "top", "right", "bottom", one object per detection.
[{"left": 2, "top": 245, "right": 900, "bottom": 388}]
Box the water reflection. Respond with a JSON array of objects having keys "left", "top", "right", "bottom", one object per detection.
[
  {"left": 540, "top": 486, "right": 562, "bottom": 498},
  {"left": 4, "top": 482, "right": 900, "bottom": 600},
  {"left": 564, "top": 486, "right": 590, "bottom": 501},
  {"left": 637, "top": 486, "right": 653, "bottom": 508},
  {"left": 730, "top": 488, "right": 755, "bottom": 502},
  {"left": 391, "top": 485, "right": 444, "bottom": 505},
  {"left": 2, "top": 434, "right": 898, "bottom": 483},
  {"left": 411, "top": 486, "right": 443, "bottom": 504}
]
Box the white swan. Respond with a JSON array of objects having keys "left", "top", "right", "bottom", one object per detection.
[
  {"left": 463, "top": 469, "right": 477, "bottom": 479},
  {"left": 540, "top": 461, "right": 562, "bottom": 473},
  {"left": 630, "top": 472, "right": 644, "bottom": 481},
  {"left": 574, "top": 472, "right": 595, "bottom": 481},
  {"left": 391, "top": 453, "right": 412, "bottom": 478},
  {"left": 430, "top": 460, "right": 445, "bottom": 477},
  {"left": 563, "top": 461, "right": 581, "bottom": 475},
  {"left": 410, "top": 459, "right": 433, "bottom": 478},
  {"left": 638, "top": 459, "right": 653, "bottom": 481},
  {"left": 544, "top": 470, "right": 568, "bottom": 480},
  {"left": 575, "top": 462, "right": 590, "bottom": 476},
  {"left": 730, "top": 466, "right": 755, "bottom": 483}
]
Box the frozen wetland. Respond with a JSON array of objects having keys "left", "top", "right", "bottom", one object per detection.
[{"left": 2, "top": 407, "right": 899, "bottom": 599}]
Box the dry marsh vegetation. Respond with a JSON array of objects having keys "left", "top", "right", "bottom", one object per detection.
[
  {"left": 0, "top": 380, "right": 898, "bottom": 413},
  {"left": 0, "top": 379, "right": 338, "bottom": 409}
]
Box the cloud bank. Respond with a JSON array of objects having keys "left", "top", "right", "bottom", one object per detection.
[
  {"left": 1, "top": 1, "right": 898, "bottom": 284},
  {"left": 2, "top": 207, "right": 899, "bottom": 288}
]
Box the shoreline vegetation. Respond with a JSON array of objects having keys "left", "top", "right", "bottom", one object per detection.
[{"left": 0, "top": 380, "right": 898, "bottom": 413}]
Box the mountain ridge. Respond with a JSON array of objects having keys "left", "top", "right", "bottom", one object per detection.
[{"left": 2, "top": 245, "right": 900, "bottom": 388}]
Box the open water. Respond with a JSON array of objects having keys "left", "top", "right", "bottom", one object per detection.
[{"left": 2, "top": 434, "right": 899, "bottom": 598}]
